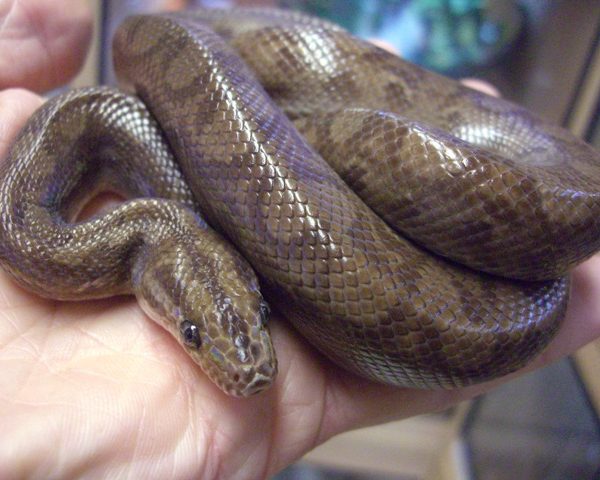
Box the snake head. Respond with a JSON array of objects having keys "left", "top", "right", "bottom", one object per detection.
[
  {"left": 176, "top": 292, "right": 276, "bottom": 397},
  {"left": 133, "top": 224, "right": 277, "bottom": 397}
]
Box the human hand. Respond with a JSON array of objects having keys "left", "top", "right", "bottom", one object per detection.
[{"left": 1, "top": 2, "right": 600, "bottom": 479}]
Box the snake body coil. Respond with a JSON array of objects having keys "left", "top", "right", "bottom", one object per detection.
[{"left": 1, "top": 9, "right": 599, "bottom": 396}]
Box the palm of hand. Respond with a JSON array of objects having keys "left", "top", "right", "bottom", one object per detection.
[
  {"left": 0, "top": 260, "right": 341, "bottom": 478},
  {"left": 0, "top": 267, "right": 314, "bottom": 477}
]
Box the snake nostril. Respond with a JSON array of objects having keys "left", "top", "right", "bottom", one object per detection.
[
  {"left": 237, "top": 348, "right": 249, "bottom": 363},
  {"left": 234, "top": 334, "right": 250, "bottom": 348}
]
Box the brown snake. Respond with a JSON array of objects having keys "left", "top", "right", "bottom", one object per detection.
[{"left": 1, "top": 8, "right": 599, "bottom": 397}]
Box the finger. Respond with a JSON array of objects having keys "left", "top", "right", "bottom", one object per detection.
[
  {"left": 0, "top": 88, "right": 43, "bottom": 159},
  {"left": 533, "top": 255, "right": 600, "bottom": 362},
  {"left": 0, "top": 0, "right": 92, "bottom": 92},
  {"left": 460, "top": 78, "right": 501, "bottom": 97}
]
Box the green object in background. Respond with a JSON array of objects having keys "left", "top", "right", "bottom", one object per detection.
[
  {"left": 279, "top": 0, "right": 524, "bottom": 77},
  {"left": 278, "top": 0, "right": 406, "bottom": 39}
]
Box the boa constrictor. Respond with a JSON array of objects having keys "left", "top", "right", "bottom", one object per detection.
[{"left": 1, "top": 9, "right": 599, "bottom": 396}]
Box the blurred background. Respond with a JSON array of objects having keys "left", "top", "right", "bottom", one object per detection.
[{"left": 74, "top": 1, "right": 600, "bottom": 478}]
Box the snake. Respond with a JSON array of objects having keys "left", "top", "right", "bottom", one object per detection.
[{"left": 1, "top": 8, "right": 599, "bottom": 397}]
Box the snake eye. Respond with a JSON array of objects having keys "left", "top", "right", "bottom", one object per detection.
[
  {"left": 180, "top": 321, "right": 201, "bottom": 348},
  {"left": 259, "top": 300, "right": 270, "bottom": 326}
]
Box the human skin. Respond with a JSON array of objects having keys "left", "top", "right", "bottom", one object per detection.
[{"left": 1, "top": 1, "right": 599, "bottom": 478}]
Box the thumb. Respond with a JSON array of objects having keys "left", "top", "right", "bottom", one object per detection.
[{"left": 0, "top": 0, "right": 91, "bottom": 92}]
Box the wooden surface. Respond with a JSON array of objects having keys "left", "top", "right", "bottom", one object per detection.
[{"left": 302, "top": 414, "right": 455, "bottom": 479}]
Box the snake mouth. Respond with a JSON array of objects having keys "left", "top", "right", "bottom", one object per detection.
[
  {"left": 225, "top": 364, "right": 277, "bottom": 397},
  {"left": 239, "top": 372, "right": 274, "bottom": 396}
]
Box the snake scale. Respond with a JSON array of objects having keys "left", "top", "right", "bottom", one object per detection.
[{"left": 1, "top": 8, "right": 599, "bottom": 396}]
